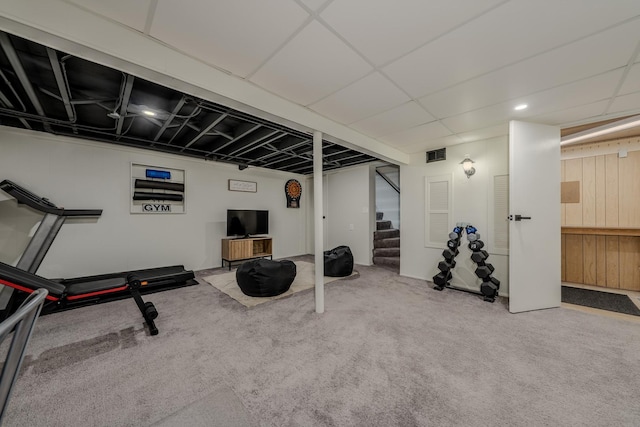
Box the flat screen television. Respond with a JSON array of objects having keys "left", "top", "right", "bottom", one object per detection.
[{"left": 226, "top": 209, "right": 269, "bottom": 238}]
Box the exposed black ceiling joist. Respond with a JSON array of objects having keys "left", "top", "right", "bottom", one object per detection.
[{"left": 0, "top": 31, "right": 379, "bottom": 174}]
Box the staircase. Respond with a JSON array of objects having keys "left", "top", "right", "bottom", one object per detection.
[{"left": 373, "top": 212, "right": 400, "bottom": 272}]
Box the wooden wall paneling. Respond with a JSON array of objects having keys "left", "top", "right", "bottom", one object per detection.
[
  {"left": 605, "top": 154, "right": 619, "bottom": 227},
  {"left": 561, "top": 160, "right": 566, "bottom": 226},
  {"left": 564, "top": 234, "right": 583, "bottom": 283},
  {"left": 594, "top": 155, "right": 606, "bottom": 227},
  {"left": 561, "top": 234, "right": 566, "bottom": 281},
  {"left": 595, "top": 235, "right": 607, "bottom": 286},
  {"left": 617, "top": 150, "right": 640, "bottom": 228},
  {"left": 582, "top": 235, "right": 597, "bottom": 285},
  {"left": 581, "top": 157, "right": 596, "bottom": 226},
  {"left": 605, "top": 236, "right": 619, "bottom": 288},
  {"left": 618, "top": 236, "right": 640, "bottom": 291},
  {"left": 564, "top": 158, "right": 583, "bottom": 226}
]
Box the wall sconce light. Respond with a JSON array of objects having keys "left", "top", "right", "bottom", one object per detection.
[{"left": 460, "top": 155, "right": 475, "bottom": 179}]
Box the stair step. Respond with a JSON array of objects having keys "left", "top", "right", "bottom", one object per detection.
[
  {"left": 374, "top": 229, "right": 399, "bottom": 240},
  {"left": 376, "top": 220, "right": 392, "bottom": 230},
  {"left": 373, "top": 247, "right": 400, "bottom": 257},
  {"left": 376, "top": 212, "right": 383, "bottom": 220},
  {"left": 374, "top": 237, "right": 400, "bottom": 248},
  {"left": 373, "top": 256, "right": 400, "bottom": 268}
]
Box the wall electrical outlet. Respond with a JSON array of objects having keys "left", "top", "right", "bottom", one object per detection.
[{"left": 349, "top": 224, "right": 354, "bottom": 231}]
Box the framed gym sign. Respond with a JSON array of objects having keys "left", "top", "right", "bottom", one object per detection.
[{"left": 130, "top": 163, "right": 185, "bottom": 214}]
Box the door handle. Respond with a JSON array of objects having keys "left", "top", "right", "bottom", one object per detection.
[{"left": 508, "top": 214, "right": 532, "bottom": 221}]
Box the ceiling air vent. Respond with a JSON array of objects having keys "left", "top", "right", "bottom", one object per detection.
[{"left": 426, "top": 148, "right": 446, "bottom": 163}]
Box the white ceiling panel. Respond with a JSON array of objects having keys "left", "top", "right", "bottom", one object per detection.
[
  {"left": 309, "top": 72, "right": 410, "bottom": 124},
  {"left": 442, "top": 70, "right": 623, "bottom": 133},
  {"left": 400, "top": 135, "right": 464, "bottom": 154},
  {"left": 383, "top": 0, "right": 640, "bottom": 98},
  {"left": 351, "top": 101, "right": 435, "bottom": 138},
  {"left": 381, "top": 121, "right": 451, "bottom": 147},
  {"left": 419, "top": 20, "right": 640, "bottom": 119},
  {"left": 531, "top": 101, "right": 610, "bottom": 126},
  {"left": 607, "top": 92, "right": 640, "bottom": 115},
  {"left": 250, "top": 21, "right": 372, "bottom": 105},
  {"left": 67, "top": 0, "right": 151, "bottom": 32},
  {"left": 151, "top": 0, "right": 308, "bottom": 77},
  {"left": 618, "top": 63, "right": 640, "bottom": 95},
  {"left": 320, "top": 0, "right": 503, "bottom": 66},
  {"left": 457, "top": 124, "right": 509, "bottom": 143}
]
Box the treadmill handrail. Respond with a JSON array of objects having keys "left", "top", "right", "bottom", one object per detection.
[{"left": 0, "top": 180, "right": 102, "bottom": 217}]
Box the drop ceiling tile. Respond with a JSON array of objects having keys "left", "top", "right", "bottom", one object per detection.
[
  {"left": 531, "top": 101, "right": 610, "bottom": 126},
  {"left": 399, "top": 135, "right": 464, "bottom": 155},
  {"left": 309, "top": 72, "right": 410, "bottom": 124},
  {"left": 607, "top": 91, "right": 640, "bottom": 115},
  {"left": 618, "top": 63, "right": 640, "bottom": 95},
  {"left": 381, "top": 121, "right": 451, "bottom": 147},
  {"left": 350, "top": 101, "right": 435, "bottom": 138},
  {"left": 151, "top": 0, "right": 308, "bottom": 77},
  {"left": 67, "top": 0, "right": 151, "bottom": 31},
  {"left": 457, "top": 124, "right": 509, "bottom": 143},
  {"left": 250, "top": 21, "right": 372, "bottom": 105},
  {"left": 320, "top": 0, "right": 502, "bottom": 66},
  {"left": 383, "top": 0, "right": 640, "bottom": 98},
  {"left": 442, "top": 70, "right": 623, "bottom": 133},
  {"left": 419, "top": 20, "right": 640, "bottom": 119}
]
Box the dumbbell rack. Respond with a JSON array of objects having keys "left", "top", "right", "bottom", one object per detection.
[{"left": 432, "top": 224, "right": 500, "bottom": 303}]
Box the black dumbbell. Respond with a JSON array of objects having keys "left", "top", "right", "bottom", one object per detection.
[
  {"left": 442, "top": 248, "right": 459, "bottom": 260},
  {"left": 447, "top": 239, "right": 459, "bottom": 249},
  {"left": 471, "top": 250, "right": 489, "bottom": 264},
  {"left": 433, "top": 271, "right": 452, "bottom": 286},
  {"left": 480, "top": 281, "right": 498, "bottom": 301},
  {"left": 482, "top": 276, "right": 500, "bottom": 289},
  {"left": 468, "top": 240, "right": 485, "bottom": 251},
  {"left": 475, "top": 264, "right": 495, "bottom": 279},
  {"left": 438, "top": 260, "right": 455, "bottom": 272}
]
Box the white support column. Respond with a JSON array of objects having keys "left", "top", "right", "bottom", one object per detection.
[{"left": 313, "top": 130, "right": 324, "bottom": 313}]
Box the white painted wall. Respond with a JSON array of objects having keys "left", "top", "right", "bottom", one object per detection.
[
  {"left": 0, "top": 127, "right": 307, "bottom": 278},
  {"left": 400, "top": 137, "right": 510, "bottom": 295},
  {"left": 305, "top": 164, "right": 375, "bottom": 266}
]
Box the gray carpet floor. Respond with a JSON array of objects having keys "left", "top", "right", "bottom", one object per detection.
[{"left": 4, "top": 256, "right": 640, "bottom": 426}]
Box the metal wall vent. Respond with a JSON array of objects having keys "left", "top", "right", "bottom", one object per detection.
[{"left": 426, "top": 148, "right": 446, "bottom": 163}]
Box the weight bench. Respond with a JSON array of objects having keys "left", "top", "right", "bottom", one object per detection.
[{"left": 0, "top": 261, "right": 161, "bottom": 335}]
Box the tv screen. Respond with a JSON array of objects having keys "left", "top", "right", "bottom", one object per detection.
[{"left": 227, "top": 209, "right": 269, "bottom": 237}]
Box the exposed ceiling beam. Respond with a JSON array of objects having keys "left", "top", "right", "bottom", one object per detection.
[
  {"left": 0, "top": 85, "right": 31, "bottom": 129},
  {"left": 46, "top": 47, "right": 77, "bottom": 133},
  {"left": 115, "top": 75, "right": 134, "bottom": 136},
  {"left": 180, "top": 112, "right": 228, "bottom": 151},
  {"left": 224, "top": 130, "right": 284, "bottom": 158},
  {"left": 153, "top": 95, "right": 185, "bottom": 142},
  {"left": 206, "top": 123, "right": 261, "bottom": 155},
  {"left": 0, "top": 32, "right": 50, "bottom": 131}
]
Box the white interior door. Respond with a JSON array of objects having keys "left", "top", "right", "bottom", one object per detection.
[{"left": 509, "top": 121, "right": 561, "bottom": 313}]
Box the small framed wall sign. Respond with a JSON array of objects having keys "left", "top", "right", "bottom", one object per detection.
[
  {"left": 131, "top": 163, "right": 185, "bottom": 214},
  {"left": 228, "top": 179, "right": 257, "bottom": 193}
]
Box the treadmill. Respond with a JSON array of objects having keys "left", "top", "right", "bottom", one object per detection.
[{"left": 0, "top": 179, "right": 197, "bottom": 311}]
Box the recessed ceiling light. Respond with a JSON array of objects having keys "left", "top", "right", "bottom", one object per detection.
[
  {"left": 514, "top": 104, "right": 528, "bottom": 111},
  {"left": 142, "top": 110, "right": 156, "bottom": 116}
]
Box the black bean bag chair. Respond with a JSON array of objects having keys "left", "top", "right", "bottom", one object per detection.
[
  {"left": 323, "top": 246, "right": 354, "bottom": 277},
  {"left": 236, "top": 259, "right": 297, "bottom": 297}
]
